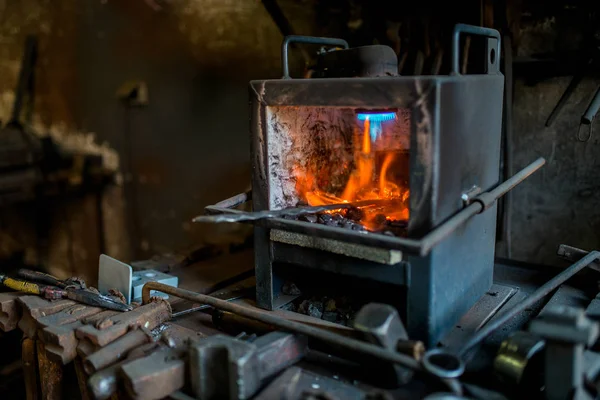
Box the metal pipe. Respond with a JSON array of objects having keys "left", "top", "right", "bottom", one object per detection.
[
  {"left": 198, "top": 199, "right": 393, "bottom": 223},
  {"left": 141, "top": 282, "right": 422, "bottom": 373},
  {"left": 458, "top": 250, "right": 600, "bottom": 358}
]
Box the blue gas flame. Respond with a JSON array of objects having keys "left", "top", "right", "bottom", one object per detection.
[{"left": 356, "top": 112, "right": 397, "bottom": 141}]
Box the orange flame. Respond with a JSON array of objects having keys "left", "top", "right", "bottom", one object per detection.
[{"left": 295, "top": 118, "right": 409, "bottom": 231}]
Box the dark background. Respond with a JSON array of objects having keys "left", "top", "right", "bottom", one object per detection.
[{"left": 0, "top": 0, "right": 599, "bottom": 282}]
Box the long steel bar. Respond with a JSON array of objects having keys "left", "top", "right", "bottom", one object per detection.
[
  {"left": 458, "top": 250, "right": 600, "bottom": 357},
  {"left": 141, "top": 282, "right": 423, "bottom": 372},
  {"left": 197, "top": 199, "right": 391, "bottom": 223},
  {"left": 196, "top": 158, "right": 544, "bottom": 256}
]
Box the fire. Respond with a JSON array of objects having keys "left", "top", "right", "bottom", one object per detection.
[{"left": 295, "top": 116, "right": 409, "bottom": 231}]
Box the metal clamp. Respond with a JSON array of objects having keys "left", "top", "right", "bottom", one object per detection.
[
  {"left": 451, "top": 24, "right": 501, "bottom": 75},
  {"left": 281, "top": 35, "right": 349, "bottom": 79}
]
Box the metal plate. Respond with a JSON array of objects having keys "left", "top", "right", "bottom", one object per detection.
[
  {"left": 98, "top": 254, "right": 132, "bottom": 304},
  {"left": 439, "top": 283, "right": 517, "bottom": 351}
]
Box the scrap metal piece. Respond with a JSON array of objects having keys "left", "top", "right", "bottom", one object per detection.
[
  {"left": 84, "top": 328, "right": 152, "bottom": 374},
  {"left": 396, "top": 340, "right": 426, "bottom": 361},
  {"left": 353, "top": 303, "right": 413, "bottom": 385},
  {"left": 18, "top": 296, "right": 76, "bottom": 339},
  {"left": 121, "top": 348, "right": 185, "bottom": 400},
  {"left": 98, "top": 254, "right": 133, "bottom": 304},
  {"left": 529, "top": 305, "right": 599, "bottom": 400},
  {"left": 189, "top": 332, "right": 308, "bottom": 400},
  {"left": 0, "top": 291, "right": 24, "bottom": 332},
  {"left": 76, "top": 300, "right": 171, "bottom": 346},
  {"left": 493, "top": 331, "right": 545, "bottom": 390}
]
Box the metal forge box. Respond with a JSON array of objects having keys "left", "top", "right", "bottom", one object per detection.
[{"left": 213, "top": 25, "right": 510, "bottom": 346}]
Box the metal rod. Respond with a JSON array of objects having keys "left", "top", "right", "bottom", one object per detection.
[
  {"left": 197, "top": 199, "right": 392, "bottom": 223},
  {"left": 458, "top": 250, "right": 600, "bottom": 357},
  {"left": 141, "top": 282, "right": 423, "bottom": 373},
  {"left": 557, "top": 244, "right": 600, "bottom": 273},
  {"left": 208, "top": 191, "right": 252, "bottom": 212},
  {"left": 198, "top": 158, "right": 545, "bottom": 256},
  {"left": 419, "top": 157, "right": 545, "bottom": 255}
]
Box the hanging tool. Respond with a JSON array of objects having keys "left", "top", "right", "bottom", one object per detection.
[{"left": 578, "top": 86, "right": 600, "bottom": 142}]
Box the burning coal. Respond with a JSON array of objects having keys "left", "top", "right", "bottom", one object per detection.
[{"left": 295, "top": 112, "right": 409, "bottom": 231}]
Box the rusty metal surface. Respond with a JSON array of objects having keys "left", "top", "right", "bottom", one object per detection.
[
  {"left": 73, "top": 357, "right": 92, "bottom": 400},
  {"left": 87, "top": 342, "right": 162, "bottom": 400},
  {"left": 38, "top": 304, "right": 104, "bottom": 330},
  {"left": 0, "top": 291, "right": 23, "bottom": 331},
  {"left": 142, "top": 283, "right": 423, "bottom": 374},
  {"left": 158, "top": 323, "right": 207, "bottom": 348},
  {"left": 37, "top": 340, "right": 63, "bottom": 400},
  {"left": 76, "top": 339, "right": 99, "bottom": 358},
  {"left": 84, "top": 328, "right": 152, "bottom": 374},
  {"left": 76, "top": 300, "right": 171, "bottom": 346},
  {"left": 254, "top": 366, "right": 367, "bottom": 399},
  {"left": 22, "top": 337, "right": 39, "bottom": 400},
  {"left": 18, "top": 296, "right": 76, "bottom": 339},
  {"left": 189, "top": 332, "right": 307, "bottom": 400},
  {"left": 41, "top": 310, "right": 120, "bottom": 364},
  {"left": 121, "top": 348, "right": 185, "bottom": 400}
]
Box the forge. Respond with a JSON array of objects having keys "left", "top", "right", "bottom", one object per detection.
[{"left": 205, "top": 25, "right": 538, "bottom": 346}]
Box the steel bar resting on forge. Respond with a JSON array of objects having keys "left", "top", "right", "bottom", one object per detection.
[
  {"left": 196, "top": 158, "right": 545, "bottom": 257},
  {"left": 141, "top": 282, "right": 424, "bottom": 373}
]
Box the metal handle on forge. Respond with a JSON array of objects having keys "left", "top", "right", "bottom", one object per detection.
[
  {"left": 451, "top": 24, "right": 501, "bottom": 75},
  {"left": 281, "top": 35, "right": 349, "bottom": 79}
]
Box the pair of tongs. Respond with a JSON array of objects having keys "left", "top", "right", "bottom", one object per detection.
[{"left": 0, "top": 269, "right": 131, "bottom": 312}]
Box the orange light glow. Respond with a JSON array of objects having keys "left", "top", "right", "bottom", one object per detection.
[{"left": 295, "top": 117, "right": 409, "bottom": 231}]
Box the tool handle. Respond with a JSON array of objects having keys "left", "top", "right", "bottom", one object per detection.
[
  {"left": 17, "top": 269, "right": 66, "bottom": 288},
  {"left": 0, "top": 276, "right": 41, "bottom": 295},
  {"left": 281, "top": 35, "right": 349, "bottom": 79},
  {"left": 451, "top": 24, "right": 501, "bottom": 75}
]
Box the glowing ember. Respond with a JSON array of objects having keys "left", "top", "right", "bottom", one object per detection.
[{"left": 294, "top": 115, "right": 409, "bottom": 231}]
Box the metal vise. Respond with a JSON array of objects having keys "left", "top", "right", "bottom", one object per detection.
[{"left": 189, "top": 332, "right": 308, "bottom": 400}]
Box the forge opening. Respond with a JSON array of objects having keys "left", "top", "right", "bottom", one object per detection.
[{"left": 266, "top": 106, "right": 411, "bottom": 235}]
